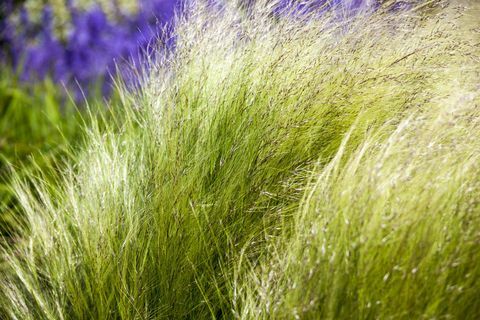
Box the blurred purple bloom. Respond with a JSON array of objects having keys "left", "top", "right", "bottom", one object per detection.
[{"left": 1, "top": 0, "right": 179, "bottom": 100}]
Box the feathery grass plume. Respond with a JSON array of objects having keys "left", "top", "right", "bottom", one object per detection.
[
  {"left": 1, "top": 0, "right": 479, "bottom": 319},
  {"left": 235, "top": 91, "right": 480, "bottom": 319},
  {"left": 233, "top": 2, "right": 480, "bottom": 319}
]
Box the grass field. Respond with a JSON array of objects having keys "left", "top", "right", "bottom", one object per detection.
[{"left": 0, "top": 1, "right": 479, "bottom": 319}]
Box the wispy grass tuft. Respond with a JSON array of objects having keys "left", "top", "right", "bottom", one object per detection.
[
  {"left": 1, "top": 1, "right": 479, "bottom": 319},
  {"left": 235, "top": 90, "right": 480, "bottom": 319}
]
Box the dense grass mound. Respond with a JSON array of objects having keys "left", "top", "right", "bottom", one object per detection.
[{"left": 1, "top": 1, "right": 479, "bottom": 319}]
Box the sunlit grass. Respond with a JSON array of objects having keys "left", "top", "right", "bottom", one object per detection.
[{"left": 0, "top": 1, "right": 478, "bottom": 319}]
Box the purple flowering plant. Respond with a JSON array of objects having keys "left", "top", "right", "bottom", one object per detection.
[{"left": 0, "top": 0, "right": 179, "bottom": 99}]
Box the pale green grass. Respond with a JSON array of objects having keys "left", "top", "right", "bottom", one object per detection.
[
  {"left": 235, "top": 91, "right": 480, "bottom": 319},
  {"left": 0, "top": 1, "right": 479, "bottom": 319}
]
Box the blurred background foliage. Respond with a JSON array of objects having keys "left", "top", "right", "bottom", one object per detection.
[
  {"left": 23, "top": 0, "right": 138, "bottom": 24},
  {"left": 0, "top": 70, "right": 84, "bottom": 237},
  {"left": 0, "top": 0, "right": 178, "bottom": 98}
]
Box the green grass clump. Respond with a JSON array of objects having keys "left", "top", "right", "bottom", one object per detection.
[
  {"left": 236, "top": 95, "right": 480, "bottom": 319},
  {"left": 0, "top": 72, "right": 86, "bottom": 237},
  {"left": 0, "top": 1, "right": 479, "bottom": 319}
]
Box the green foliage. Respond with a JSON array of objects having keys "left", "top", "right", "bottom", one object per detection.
[
  {"left": 237, "top": 97, "right": 480, "bottom": 319},
  {"left": 0, "top": 1, "right": 479, "bottom": 319},
  {"left": 0, "top": 72, "right": 86, "bottom": 237}
]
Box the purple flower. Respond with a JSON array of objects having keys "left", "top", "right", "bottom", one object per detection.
[{"left": 1, "top": 0, "right": 179, "bottom": 100}]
